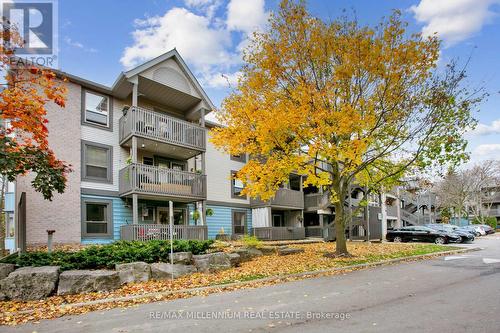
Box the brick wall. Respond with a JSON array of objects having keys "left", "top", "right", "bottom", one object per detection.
[{"left": 16, "top": 81, "right": 82, "bottom": 245}]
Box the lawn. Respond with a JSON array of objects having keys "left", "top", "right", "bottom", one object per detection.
[{"left": 0, "top": 241, "right": 457, "bottom": 325}]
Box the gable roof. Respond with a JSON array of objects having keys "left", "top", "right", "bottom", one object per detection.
[
  {"left": 111, "top": 49, "right": 215, "bottom": 111},
  {"left": 19, "top": 50, "right": 215, "bottom": 112}
]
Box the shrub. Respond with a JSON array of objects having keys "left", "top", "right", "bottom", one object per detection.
[
  {"left": 241, "top": 235, "right": 262, "bottom": 248},
  {"left": 472, "top": 216, "right": 497, "bottom": 229},
  {"left": 1, "top": 239, "right": 213, "bottom": 271}
]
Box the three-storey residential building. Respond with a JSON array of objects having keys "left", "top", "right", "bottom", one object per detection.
[
  {"left": 10, "top": 50, "right": 230, "bottom": 247},
  {"left": 6, "top": 49, "right": 406, "bottom": 250}
]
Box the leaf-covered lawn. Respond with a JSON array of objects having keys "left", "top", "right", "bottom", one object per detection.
[{"left": 0, "top": 242, "right": 454, "bottom": 326}]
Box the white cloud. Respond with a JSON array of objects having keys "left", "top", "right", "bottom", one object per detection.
[
  {"left": 120, "top": 0, "right": 268, "bottom": 89},
  {"left": 206, "top": 71, "right": 242, "bottom": 88},
  {"left": 64, "top": 37, "right": 98, "bottom": 53},
  {"left": 468, "top": 119, "right": 500, "bottom": 136},
  {"left": 227, "top": 0, "right": 268, "bottom": 33},
  {"left": 184, "top": 0, "right": 222, "bottom": 19},
  {"left": 410, "top": 0, "right": 500, "bottom": 47},
  {"left": 121, "top": 8, "right": 234, "bottom": 70},
  {"left": 473, "top": 144, "right": 500, "bottom": 159}
]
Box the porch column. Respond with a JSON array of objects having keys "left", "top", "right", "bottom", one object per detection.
[
  {"left": 396, "top": 187, "right": 402, "bottom": 229},
  {"left": 200, "top": 108, "right": 207, "bottom": 226},
  {"left": 365, "top": 186, "right": 370, "bottom": 242},
  {"left": 201, "top": 201, "right": 207, "bottom": 226},
  {"left": 318, "top": 214, "right": 324, "bottom": 228},
  {"left": 132, "top": 194, "right": 138, "bottom": 224},
  {"left": 131, "top": 136, "right": 137, "bottom": 164},
  {"left": 131, "top": 79, "right": 139, "bottom": 225},
  {"left": 132, "top": 81, "right": 138, "bottom": 107},
  {"left": 267, "top": 207, "right": 272, "bottom": 227},
  {"left": 380, "top": 192, "right": 387, "bottom": 241}
]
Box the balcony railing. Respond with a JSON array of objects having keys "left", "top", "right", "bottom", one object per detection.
[
  {"left": 304, "top": 192, "right": 330, "bottom": 211},
  {"left": 252, "top": 227, "right": 305, "bottom": 240},
  {"left": 119, "top": 163, "right": 206, "bottom": 199},
  {"left": 119, "top": 106, "right": 206, "bottom": 151},
  {"left": 250, "top": 188, "right": 304, "bottom": 209},
  {"left": 121, "top": 224, "right": 208, "bottom": 241}
]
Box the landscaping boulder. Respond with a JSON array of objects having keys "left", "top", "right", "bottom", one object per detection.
[
  {"left": 168, "top": 252, "right": 193, "bottom": 265},
  {"left": 277, "top": 247, "right": 305, "bottom": 256},
  {"left": 227, "top": 253, "right": 241, "bottom": 267},
  {"left": 57, "top": 270, "right": 121, "bottom": 295},
  {"left": 115, "top": 262, "right": 151, "bottom": 284},
  {"left": 193, "top": 252, "right": 231, "bottom": 273},
  {"left": 0, "top": 263, "right": 15, "bottom": 279},
  {"left": 0, "top": 266, "right": 60, "bottom": 301},
  {"left": 232, "top": 247, "right": 263, "bottom": 262},
  {"left": 151, "top": 263, "right": 197, "bottom": 280},
  {"left": 258, "top": 246, "right": 276, "bottom": 255}
]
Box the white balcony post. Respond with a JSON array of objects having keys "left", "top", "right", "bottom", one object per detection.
[
  {"left": 200, "top": 108, "right": 207, "bottom": 226},
  {"left": 132, "top": 194, "right": 138, "bottom": 225},
  {"left": 380, "top": 192, "right": 387, "bottom": 241},
  {"left": 132, "top": 81, "right": 138, "bottom": 107},
  {"left": 131, "top": 85, "right": 139, "bottom": 225}
]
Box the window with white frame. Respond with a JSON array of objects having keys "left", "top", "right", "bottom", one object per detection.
[
  {"left": 84, "top": 91, "right": 110, "bottom": 127},
  {"left": 231, "top": 171, "right": 245, "bottom": 199}
]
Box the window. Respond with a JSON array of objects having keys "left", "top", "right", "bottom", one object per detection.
[
  {"left": 83, "top": 91, "right": 110, "bottom": 127},
  {"left": 142, "top": 206, "right": 155, "bottom": 223},
  {"left": 272, "top": 214, "right": 284, "bottom": 227},
  {"left": 289, "top": 174, "right": 301, "bottom": 191},
  {"left": 82, "top": 199, "right": 113, "bottom": 238},
  {"left": 232, "top": 210, "right": 247, "bottom": 235},
  {"left": 82, "top": 141, "right": 112, "bottom": 183},
  {"left": 231, "top": 171, "right": 245, "bottom": 199},
  {"left": 143, "top": 157, "right": 154, "bottom": 166},
  {"left": 5, "top": 212, "right": 14, "bottom": 238},
  {"left": 231, "top": 154, "right": 246, "bottom": 163}
]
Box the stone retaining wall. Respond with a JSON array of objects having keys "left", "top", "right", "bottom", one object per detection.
[{"left": 0, "top": 247, "right": 275, "bottom": 301}]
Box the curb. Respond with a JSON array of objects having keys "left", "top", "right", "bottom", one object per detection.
[{"left": 5, "top": 246, "right": 482, "bottom": 315}]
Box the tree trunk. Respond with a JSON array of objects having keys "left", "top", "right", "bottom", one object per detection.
[
  {"left": 330, "top": 179, "right": 349, "bottom": 256},
  {"left": 334, "top": 200, "right": 349, "bottom": 255}
]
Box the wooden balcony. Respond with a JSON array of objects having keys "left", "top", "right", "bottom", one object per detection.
[
  {"left": 250, "top": 188, "right": 304, "bottom": 209},
  {"left": 119, "top": 163, "right": 206, "bottom": 200},
  {"left": 305, "top": 226, "right": 336, "bottom": 240},
  {"left": 304, "top": 192, "right": 330, "bottom": 212},
  {"left": 120, "top": 224, "right": 208, "bottom": 241},
  {"left": 252, "top": 227, "right": 305, "bottom": 240},
  {"left": 119, "top": 106, "right": 206, "bottom": 153}
]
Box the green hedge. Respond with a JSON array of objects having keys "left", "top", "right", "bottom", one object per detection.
[{"left": 1, "top": 240, "right": 213, "bottom": 271}]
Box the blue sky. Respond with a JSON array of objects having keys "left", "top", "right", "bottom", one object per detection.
[{"left": 55, "top": 0, "right": 500, "bottom": 164}]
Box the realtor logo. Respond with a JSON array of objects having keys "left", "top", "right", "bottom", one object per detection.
[{"left": 1, "top": 0, "right": 58, "bottom": 65}]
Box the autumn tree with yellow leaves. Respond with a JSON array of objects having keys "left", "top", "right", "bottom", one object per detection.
[{"left": 211, "top": 0, "right": 482, "bottom": 255}]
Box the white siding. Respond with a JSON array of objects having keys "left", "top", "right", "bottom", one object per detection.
[
  {"left": 81, "top": 97, "right": 129, "bottom": 192},
  {"left": 141, "top": 59, "right": 200, "bottom": 98},
  {"left": 205, "top": 132, "right": 250, "bottom": 204},
  {"left": 252, "top": 207, "right": 270, "bottom": 227}
]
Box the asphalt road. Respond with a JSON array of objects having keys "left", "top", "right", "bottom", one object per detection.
[{"left": 3, "top": 236, "right": 500, "bottom": 333}]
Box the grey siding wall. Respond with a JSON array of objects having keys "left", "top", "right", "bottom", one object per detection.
[{"left": 16, "top": 81, "right": 82, "bottom": 245}]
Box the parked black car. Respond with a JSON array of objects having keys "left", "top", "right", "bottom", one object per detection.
[
  {"left": 387, "top": 226, "right": 461, "bottom": 244},
  {"left": 425, "top": 224, "right": 475, "bottom": 243}
]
